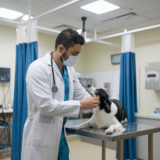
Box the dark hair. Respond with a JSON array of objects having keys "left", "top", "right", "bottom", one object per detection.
[{"left": 55, "top": 28, "right": 85, "bottom": 51}]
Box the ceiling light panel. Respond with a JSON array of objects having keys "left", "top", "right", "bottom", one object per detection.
[
  {"left": 0, "top": 8, "right": 23, "bottom": 20},
  {"left": 81, "top": 0, "right": 120, "bottom": 14}
]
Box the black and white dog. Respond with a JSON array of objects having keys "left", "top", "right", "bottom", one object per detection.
[{"left": 71, "top": 85, "right": 127, "bottom": 134}]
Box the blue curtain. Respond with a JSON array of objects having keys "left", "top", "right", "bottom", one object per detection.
[
  {"left": 119, "top": 52, "right": 138, "bottom": 160},
  {"left": 11, "top": 42, "right": 38, "bottom": 160}
]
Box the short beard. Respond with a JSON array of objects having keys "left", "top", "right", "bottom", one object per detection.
[{"left": 59, "top": 51, "right": 67, "bottom": 62}]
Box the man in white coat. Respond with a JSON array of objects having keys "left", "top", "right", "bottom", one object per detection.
[{"left": 21, "top": 28, "right": 99, "bottom": 160}]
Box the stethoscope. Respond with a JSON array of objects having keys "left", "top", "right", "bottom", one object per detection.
[{"left": 51, "top": 51, "right": 58, "bottom": 92}]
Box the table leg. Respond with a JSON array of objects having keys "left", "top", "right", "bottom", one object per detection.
[
  {"left": 148, "top": 133, "right": 153, "bottom": 160},
  {"left": 102, "top": 140, "right": 106, "bottom": 160},
  {"left": 117, "top": 140, "right": 123, "bottom": 160}
]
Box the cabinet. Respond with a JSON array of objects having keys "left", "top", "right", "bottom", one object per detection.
[
  {"left": 0, "top": 109, "right": 13, "bottom": 157},
  {"left": 135, "top": 114, "right": 160, "bottom": 160},
  {"left": 78, "top": 77, "right": 93, "bottom": 119},
  {"left": 78, "top": 77, "right": 93, "bottom": 90}
]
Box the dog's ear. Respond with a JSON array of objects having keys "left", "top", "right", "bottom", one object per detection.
[{"left": 104, "top": 100, "right": 111, "bottom": 108}]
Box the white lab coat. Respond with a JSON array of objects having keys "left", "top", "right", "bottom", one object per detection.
[{"left": 21, "top": 52, "right": 90, "bottom": 160}]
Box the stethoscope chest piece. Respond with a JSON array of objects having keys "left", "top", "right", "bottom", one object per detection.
[
  {"left": 52, "top": 85, "right": 58, "bottom": 92},
  {"left": 51, "top": 51, "right": 58, "bottom": 92}
]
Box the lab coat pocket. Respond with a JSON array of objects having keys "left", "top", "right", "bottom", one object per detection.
[{"left": 33, "top": 123, "right": 56, "bottom": 148}]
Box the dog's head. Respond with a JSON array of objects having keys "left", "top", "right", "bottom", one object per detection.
[{"left": 87, "top": 85, "right": 111, "bottom": 113}]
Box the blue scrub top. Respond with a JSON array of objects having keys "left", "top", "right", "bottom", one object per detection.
[{"left": 56, "top": 64, "right": 69, "bottom": 160}]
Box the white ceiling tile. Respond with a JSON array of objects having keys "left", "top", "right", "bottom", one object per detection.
[
  {"left": 97, "top": 29, "right": 123, "bottom": 38},
  {"left": 103, "top": 0, "right": 142, "bottom": 7},
  {"left": 134, "top": 20, "right": 160, "bottom": 28},
  {"left": 39, "top": 12, "right": 58, "bottom": 20},
  {"left": 38, "top": 29, "right": 58, "bottom": 36},
  {"left": 65, "top": 20, "right": 93, "bottom": 30},
  {"left": 32, "top": 8, "right": 48, "bottom": 17},
  {"left": 38, "top": 19, "right": 61, "bottom": 28},
  {"left": 142, "top": 9, "right": 160, "bottom": 19},
  {"left": 0, "top": 0, "right": 10, "bottom": 6},
  {"left": 59, "top": 0, "right": 73, "bottom": 2},
  {"left": 100, "top": 18, "right": 131, "bottom": 29},
  {"left": 48, "top": 15, "right": 77, "bottom": 24},
  {"left": 123, "top": 0, "right": 160, "bottom": 14},
  {"left": 42, "top": 1, "right": 64, "bottom": 10},
  {"left": 98, "top": 25, "right": 138, "bottom": 38},
  {"left": 64, "top": 8, "right": 95, "bottom": 18},
  {"left": 42, "top": 0, "right": 77, "bottom": 14},
  {"left": 100, "top": 15, "right": 149, "bottom": 30},
  {"left": 71, "top": 0, "right": 98, "bottom": 7},
  {"left": 60, "top": 0, "right": 142, "bottom": 8},
  {"left": 54, "top": 5, "right": 76, "bottom": 14},
  {"left": 124, "top": 25, "right": 141, "bottom": 31},
  {"left": 15, "top": 0, "right": 27, "bottom": 4},
  {"left": 87, "top": 15, "right": 110, "bottom": 24},
  {"left": 88, "top": 25, "right": 111, "bottom": 33},
  {"left": 102, "top": 8, "right": 130, "bottom": 18},
  {"left": 121, "top": 15, "right": 150, "bottom": 25},
  {"left": 153, "top": 0, "right": 160, "bottom": 5},
  {"left": 3, "top": 1, "right": 37, "bottom": 14},
  {"left": 16, "top": 0, "right": 55, "bottom": 7}
]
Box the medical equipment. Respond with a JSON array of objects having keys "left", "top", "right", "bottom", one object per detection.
[
  {"left": 51, "top": 52, "right": 58, "bottom": 92},
  {"left": 145, "top": 62, "right": 160, "bottom": 90},
  {"left": 111, "top": 54, "right": 121, "bottom": 65},
  {"left": 78, "top": 77, "right": 93, "bottom": 90},
  {"left": 0, "top": 68, "right": 10, "bottom": 82},
  {"left": 155, "top": 107, "right": 160, "bottom": 113}
]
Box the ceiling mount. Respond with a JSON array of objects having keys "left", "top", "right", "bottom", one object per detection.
[{"left": 81, "top": 17, "right": 87, "bottom": 33}]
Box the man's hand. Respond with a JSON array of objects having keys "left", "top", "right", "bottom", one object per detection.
[{"left": 80, "top": 97, "right": 99, "bottom": 110}]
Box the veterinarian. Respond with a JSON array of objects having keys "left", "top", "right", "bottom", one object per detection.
[{"left": 21, "top": 28, "right": 99, "bottom": 160}]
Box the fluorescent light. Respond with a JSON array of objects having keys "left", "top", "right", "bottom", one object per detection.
[
  {"left": 23, "top": 15, "right": 33, "bottom": 21},
  {"left": 0, "top": 8, "right": 23, "bottom": 20},
  {"left": 76, "top": 29, "right": 82, "bottom": 34},
  {"left": 81, "top": 0, "right": 120, "bottom": 14}
]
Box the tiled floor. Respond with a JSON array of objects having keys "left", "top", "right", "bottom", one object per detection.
[
  {"left": 68, "top": 139, "right": 116, "bottom": 160},
  {"left": 1, "top": 139, "right": 117, "bottom": 160}
]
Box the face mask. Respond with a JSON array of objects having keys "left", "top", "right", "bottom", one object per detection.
[{"left": 61, "top": 47, "right": 79, "bottom": 67}]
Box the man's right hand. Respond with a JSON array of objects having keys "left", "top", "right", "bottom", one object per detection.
[{"left": 80, "top": 97, "right": 99, "bottom": 110}]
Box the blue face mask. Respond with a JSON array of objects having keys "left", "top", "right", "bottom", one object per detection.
[{"left": 61, "top": 47, "right": 79, "bottom": 67}]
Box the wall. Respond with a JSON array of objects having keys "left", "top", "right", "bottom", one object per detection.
[
  {"left": 0, "top": 25, "right": 16, "bottom": 108},
  {"left": 79, "top": 28, "right": 160, "bottom": 113},
  {"left": 0, "top": 24, "right": 86, "bottom": 107},
  {"left": 0, "top": 24, "right": 160, "bottom": 113},
  {"left": 0, "top": 25, "right": 57, "bottom": 107}
]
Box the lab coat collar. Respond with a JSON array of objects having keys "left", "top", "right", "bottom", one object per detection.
[
  {"left": 45, "top": 51, "right": 63, "bottom": 80},
  {"left": 45, "top": 52, "right": 74, "bottom": 83}
]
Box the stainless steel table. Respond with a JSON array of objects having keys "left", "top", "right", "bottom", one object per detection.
[{"left": 65, "top": 119, "right": 160, "bottom": 160}]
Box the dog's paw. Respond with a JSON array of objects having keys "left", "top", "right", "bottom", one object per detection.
[
  {"left": 71, "top": 125, "right": 80, "bottom": 130},
  {"left": 121, "top": 118, "right": 127, "bottom": 124},
  {"left": 105, "top": 127, "right": 114, "bottom": 135}
]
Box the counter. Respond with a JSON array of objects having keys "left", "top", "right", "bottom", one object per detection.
[{"left": 135, "top": 113, "right": 160, "bottom": 120}]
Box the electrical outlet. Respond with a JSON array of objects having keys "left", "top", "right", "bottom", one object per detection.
[{"left": 0, "top": 105, "right": 2, "bottom": 108}]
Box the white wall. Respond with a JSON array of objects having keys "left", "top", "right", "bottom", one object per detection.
[
  {"left": 0, "top": 25, "right": 16, "bottom": 107},
  {"left": 1, "top": 24, "right": 160, "bottom": 113},
  {"left": 0, "top": 25, "right": 57, "bottom": 107},
  {"left": 77, "top": 28, "right": 160, "bottom": 113},
  {"left": 0, "top": 24, "right": 86, "bottom": 107}
]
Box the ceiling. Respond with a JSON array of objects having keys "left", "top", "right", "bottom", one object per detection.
[{"left": 0, "top": 0, "right": 160, "bottom": 38}]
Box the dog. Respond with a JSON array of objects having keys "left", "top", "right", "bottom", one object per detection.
[{"left": 71, "top": 85, "right": 127, "bottom": 134}]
